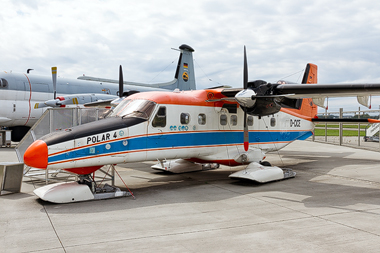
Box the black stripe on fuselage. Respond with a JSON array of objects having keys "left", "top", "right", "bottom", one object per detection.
[{"left": 41, "top": 117, "right": 146, "bottom": 146}]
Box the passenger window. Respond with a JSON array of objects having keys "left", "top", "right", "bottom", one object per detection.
[
  {"left": 0, "top": 78, "right": 8, "bottom": 88},
  {"left": 270, "top": 117, "right": 276, "bottom": 127},
  {"left": 220, "top": 114, "right": 227, "bottom": 125},
  {"left": 247, "top": 116, "right": 253, "bottom": 126},
  {"left": 198, "top": 114, "right": 206, "bottom": 125},
  {"left": 231, "top": 115, "right": 237, "bottom": 126},
  {"left": 181, "top": 113, "right": 190, "bottom": 124},
  {"left": 152, "top": 106, "right": 166, "bottom": 127}
]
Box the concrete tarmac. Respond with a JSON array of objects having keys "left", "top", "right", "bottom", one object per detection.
[{"left": 1, "top": 140, "right": 380, "bottom": 252}]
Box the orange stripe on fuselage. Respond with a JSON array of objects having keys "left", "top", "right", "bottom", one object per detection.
[
  {"left": 127, "top": 89, "right": 230, "bottom": 107},
  {"left": 129, "top": 87, "right": 319, "bottom": 119}
]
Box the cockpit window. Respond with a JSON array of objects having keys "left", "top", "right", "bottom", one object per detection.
[
  {"left": 110, "top": 99, "right": 156, "bottom": 119},
  {"left": 110, "top": 99, "right": 131, "bottom": 117},
  {"left": 0, "top": 78, "right": 8, "bottom": 88}
]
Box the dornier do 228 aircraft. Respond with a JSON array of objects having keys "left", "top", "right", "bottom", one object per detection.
[
  {"left": 0, "top": 44, "right": 196, "bottom": 141},
  {"left": 23, "top": 46, "right": 380, "bottom": 203}
]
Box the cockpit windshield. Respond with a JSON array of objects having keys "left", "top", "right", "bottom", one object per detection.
[{"left": 109, "top": 99, "right": 156, "bottom": 119}]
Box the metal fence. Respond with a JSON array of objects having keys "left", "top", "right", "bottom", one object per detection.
[
  {"left": 312, "top": 107, "right": 380, "bottom": 151},
  {"left": 16, "top": 107, "right": 110, "bottom": 184},
  {"left": 15, "top": 107, "right": 109, "bottom": 163}
]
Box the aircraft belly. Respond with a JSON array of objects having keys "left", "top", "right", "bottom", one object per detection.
[{"left": 146, "top": 147, "right": 200, "bottom": 161}]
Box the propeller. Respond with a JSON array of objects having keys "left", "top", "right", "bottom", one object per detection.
[
  {"left": 119, "top": 65, "right": 124, "bottom": 98},
  {"left": 243, "top": 46, "right": 249, "bottom": 151},
  {"left": 52, "top": 67, "right": 57, "bottom": 99}
]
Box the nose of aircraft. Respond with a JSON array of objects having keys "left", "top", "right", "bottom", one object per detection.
[{"left": 24, "top": 140, "right": 48, "bottom": 169}]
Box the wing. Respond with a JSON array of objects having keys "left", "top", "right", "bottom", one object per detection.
[
  {"left": 214, "top": 62, "right": 380, "bottom": 116},
  {"left": 274, "top": 83, "right": 380, "bottom": 98},
  {"left": 34, "top": 94, "right": 118, "bottom": 109}
]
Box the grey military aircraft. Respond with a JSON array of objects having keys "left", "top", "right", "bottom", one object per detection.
[{"left": 0, "top": 44, "right": 196, "bottom": 141}]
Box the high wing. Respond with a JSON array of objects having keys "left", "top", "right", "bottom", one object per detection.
[
  {"left": 216, "top": 63, "right": 380, "bottom": 115},
  {"left": 274, "top": 83, "right": 380, "bottom": 98}
]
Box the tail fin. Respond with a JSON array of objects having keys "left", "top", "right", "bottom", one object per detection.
[
  {"left": 298, "top": 63, "right": 318, "bottom": 117},
  {"left": 301, "top": 63, "right": 318, "bottom": 84},
  {"left": 282, "top": 63, "right": 318, "bottom": 118},
  {"left": 159, "top": 44, "right": 196, "bottom": 91}
]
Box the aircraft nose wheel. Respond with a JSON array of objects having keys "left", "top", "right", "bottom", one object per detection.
[
  {"left": 77, "top": 173, "right": 131, "bottom": 199},
  {"left": 78, "top": 174, "right": 96, "bottom": 192}
]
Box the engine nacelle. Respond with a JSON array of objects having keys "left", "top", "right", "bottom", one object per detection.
[
  {"left": 235, "top": 86, "right": 282, "bottom": 117},
  {"left": 235, "top": 80, "right": 299, "bottom": 117},
  {"left": 244, "top": 97, "right": 282, "bottom": 117}
]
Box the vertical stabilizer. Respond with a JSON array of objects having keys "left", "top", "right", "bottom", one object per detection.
[
  {"left": 299, "top": 63, "right": 318, "bottom": 117},
  {"left": 283, "top": 63, "right": 318, "bottom": 118},
  {"left": 301, "top": 63, "right": 318, "bottom": 84},
  {"left": 160, "top": 44, "right": 196, "bottom": 90}
]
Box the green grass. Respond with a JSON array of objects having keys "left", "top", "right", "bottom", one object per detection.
[
  {"left": 315, "top": 124, "right": 368, "bottom": 129},
  {"left": 314, "top": 128, "right": 365, "bottom": 136}
]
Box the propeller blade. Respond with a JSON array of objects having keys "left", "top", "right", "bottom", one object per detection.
[
  {"left": 243, "top": 46, "right": 248, "bottom": 89},
  {"left": 244, "top": 110, "right": 249, "bottom": 151},
  {"left": 119, "top": 65, "right": 124, "bottom": 98},
  {"left": 51, "top": 67, "right": 57, "bottom": 99},
  {"left": 243, "top": 46, "right": 249, "bottom": 151}
]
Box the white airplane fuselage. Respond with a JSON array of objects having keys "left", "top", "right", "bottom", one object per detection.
[{"left": 23, "top": 89, "right": 316, "bottom": 175}]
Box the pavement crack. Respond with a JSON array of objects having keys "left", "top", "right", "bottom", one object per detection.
[{"left": 43, "top": 205, "right": 67, "bottom": 253}]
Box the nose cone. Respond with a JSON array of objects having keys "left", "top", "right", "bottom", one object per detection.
[{"left": 24, "top": 140, "right": 48, "bottom": 169}]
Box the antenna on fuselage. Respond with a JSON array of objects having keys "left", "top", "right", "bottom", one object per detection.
[
  {"left": 51, "top": 67, "right": 57, "bottom": 99},
  {"left": 27, "top": 69, "right": 34, "bottom": 74}
]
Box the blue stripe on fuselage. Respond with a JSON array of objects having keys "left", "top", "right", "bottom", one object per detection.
[{"left": 48, "top": 130, "right": 312, "bottom": 164}]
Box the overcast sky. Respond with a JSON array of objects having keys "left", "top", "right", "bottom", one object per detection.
[{"left": 2, "top": 0, "right": 380, "bottom": 112}]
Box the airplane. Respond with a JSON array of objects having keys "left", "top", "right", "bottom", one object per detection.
[
  {"left": 0, "top": 44, "right": 196, "bottom": 142},
  {"left": 22, "top": 47, "right": 380, "bottom": 203}
]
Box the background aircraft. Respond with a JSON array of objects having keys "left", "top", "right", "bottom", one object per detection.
[
  {"left": 0, "top": 44, "right": 196, "bottom": 141},
  {"left": 22, "top": 47, "right": 380, "bottom": 203}
]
